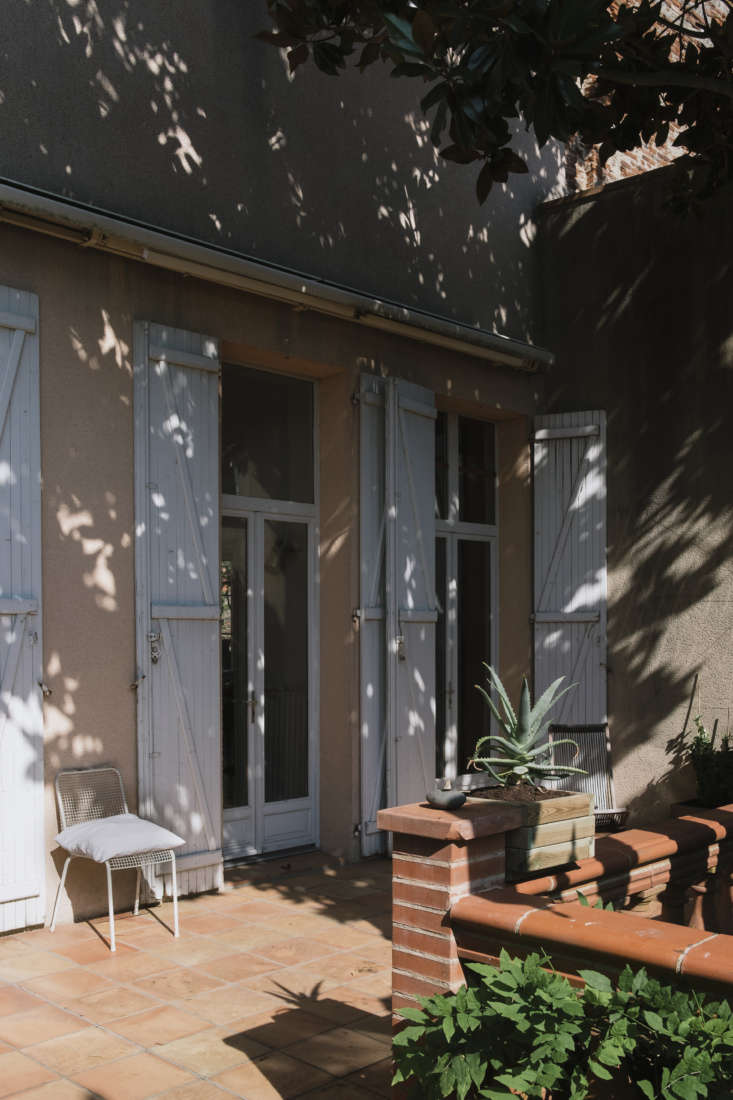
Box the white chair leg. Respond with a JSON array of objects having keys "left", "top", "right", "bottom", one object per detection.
[
  {"left": 134, "top": 868, "right": 141, "bottom": 916},
  {"left": 170, "top": 855, "right": 179, "bottom": 938},
  {"left": 105, "top": 862, "right": 116, "bottom": 952},
  {"left": 49, "top": 856, "right": 71, "bottom": 932}
]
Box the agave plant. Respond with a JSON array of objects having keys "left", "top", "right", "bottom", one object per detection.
[{"left": 470, "top": 664, "right": 586, "bottom": 787}]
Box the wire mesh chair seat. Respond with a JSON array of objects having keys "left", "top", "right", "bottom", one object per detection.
[
  {"left": 50, "top": 766, "right": 181, "bottom": 951},
  {"left": 546, "top": 724, "right": 629, "bottom": 831}
]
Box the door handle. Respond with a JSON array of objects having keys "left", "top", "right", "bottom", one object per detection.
[{"left": 248, "top": 690, "right": 257, "bottom": 724}]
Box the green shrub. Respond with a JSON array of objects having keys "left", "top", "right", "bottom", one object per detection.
[{"left": 393, "top": 950, "right": 733, "bottom": 1099}]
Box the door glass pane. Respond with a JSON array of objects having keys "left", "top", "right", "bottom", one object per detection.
[
  {"left": 222, "top": 364, "right": 314, "bottom": 503},
  {"left": 221, "top": 517, "right": 248, "bottom": 809},
  {"left": 264, "top": 520, "right": 309, "bottom": 802},
  {"left": 435, "top": 537, "right": 446, "bottom": 777},
  {"left": 457, "top": 539, "right": 492, "bottom": 774},
  {"left": 459, "top": 417, "right": 496, "bottom": 524}
]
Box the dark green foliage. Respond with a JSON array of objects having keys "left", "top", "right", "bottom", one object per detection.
[
  {"left": 689, "top": 716, "right": 733, "bottom": 808},
  {"left": 392, "top": 949, "right": 733, "bottom": 1098},
  {"left": 259, "top": 2, "right": 733, "bottom": 204}
]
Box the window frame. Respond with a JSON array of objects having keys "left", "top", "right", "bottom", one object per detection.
[{"left": 435, "top": 411, "right": 499, "bottom": 788}]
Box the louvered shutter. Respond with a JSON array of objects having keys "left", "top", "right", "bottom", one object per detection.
[
  {"left": 389, "top": 379, "right": 437, "bottom": 805},
  {"left": 533, "top": 411, "right": 607, "bottom": 724},
  {"left": 0, "top": 287, "right": 44, "bottom": 932},
  {"left": 134, "top": 322, "right": 222, "bottom": 895},
  {"left": 358, "top": 376, "right": 387, "bottom": 855},
  {"left": 359, "top": 376, "right": 436, "bottom": 850}
]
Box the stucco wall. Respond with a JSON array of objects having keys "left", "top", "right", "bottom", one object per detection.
[
  {"left": 538, "top": 168, "right": 733, "bottom": 821},
  {"left": 0, "top": 220, "right": 537, "bottom": 922},
  {"left": 0, "top": 1, "right": 562, "bottom": 341}
]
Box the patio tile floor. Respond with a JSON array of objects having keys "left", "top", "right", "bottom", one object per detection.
[{"left": 0, "top": 854, "right": 392, "bottom": 1098}]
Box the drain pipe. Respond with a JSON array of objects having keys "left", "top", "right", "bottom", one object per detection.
[{"left": 0, "top": 179, "right": 553, "bottom": 371}]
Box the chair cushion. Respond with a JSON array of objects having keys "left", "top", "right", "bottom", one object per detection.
[{"left": 56, "top": 814, "right": 185, "bottom": 863}]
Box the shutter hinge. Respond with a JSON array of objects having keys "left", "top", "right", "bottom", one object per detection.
[
  {"left": 352, "top": 608, "right": 361, "bottom": 625},
  {"left": 351, "top": 391, "right": 360, "bottom": 407}
]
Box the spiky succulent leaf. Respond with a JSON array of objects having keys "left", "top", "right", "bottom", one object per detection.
[
  {"left": 474, "top": 684, "right": 513, "bottom": 739},
  {"left": 483, "top": 663, "right": 516, "bottom": 726},
  {"left": 516, "top": 678, "right": 531, "bottom": 746},
  {"left": 528, "top": 677, "right": 569, "bottom": 735}
]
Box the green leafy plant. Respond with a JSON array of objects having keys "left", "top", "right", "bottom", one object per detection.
[
  {"left": 689, "top": 715, "right": 733, "bottom": 808},
  {"left": 260, "top": 2, "right": 733, "bottom": 204},
  {"left": 469, "top": 664, "right": 584, "bottom": 787},
  {"left": 393, "top": 950, "right": 733, "bottom": 1099}
]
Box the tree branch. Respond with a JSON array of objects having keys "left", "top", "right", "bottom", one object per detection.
[{"left": 594, "top": 66, "right": 733, "bottom": 100}]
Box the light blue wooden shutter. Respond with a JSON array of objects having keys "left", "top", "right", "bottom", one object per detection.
[
  {"left": 533, "top": 411, "right": 607, "bottom": 724},
  {"left": 390, "top": 379, "right": 437, "bottom": 805},
  {"left": 0, "top": 287, "right": 44, "bottom": 931},
  {"left": 359, "top": 376, "right": 436, "bottom": 852},
  {"left": 134, "top": 322, "right": 222, "bottom": 894},
  {"left": 359, "top": 376, "right": 387, "bottom": 854}
]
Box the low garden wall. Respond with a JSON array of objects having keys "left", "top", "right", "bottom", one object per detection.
[{"left": 377, "top": 800, "right": 733, "bottom": 1016}]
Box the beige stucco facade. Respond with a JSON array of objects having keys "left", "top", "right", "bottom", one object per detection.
[{"left": 0, "top": 219, "right": 536, "bottom": 925}]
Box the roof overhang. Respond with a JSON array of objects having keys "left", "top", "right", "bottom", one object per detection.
[{"left": 0, "top": 178, "right": 553, "bottom": 372}]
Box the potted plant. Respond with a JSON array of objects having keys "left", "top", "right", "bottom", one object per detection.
[
  {"left": 468, "top": 665, "right": 595, "bottom": 878},
  {"left": 673, "top": 716, "right": 733, "bottom": 817}
]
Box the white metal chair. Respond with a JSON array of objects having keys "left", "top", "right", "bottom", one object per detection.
[
  {"left": 50, "top": 766, "right": 182, "bottom": 951},
  {"left": 547, "top": 724, "right": 629, "bottom": 831}
]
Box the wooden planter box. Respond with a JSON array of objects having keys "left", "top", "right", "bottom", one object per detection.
[{"left": 475, "top": 791, "right": 595, "bottom": 878}]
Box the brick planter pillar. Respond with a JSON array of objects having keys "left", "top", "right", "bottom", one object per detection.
[{"left": 377, "top": 800, "right": 522, "bottom": 1013}]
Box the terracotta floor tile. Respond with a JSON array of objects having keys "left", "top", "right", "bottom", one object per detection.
[
  {"left": 245, "top": 962, "right": 355, "bottom": 999},
  {"left": 143, "top": 936, "right": 235, "bottom": 968},
  {"left": 7, "top": 1081, "right": 100, "bottom": 1100},
  {"left": 52, "top": 939, "right": 137, "bottom": 965},
  {"left": 22, "top": 968, "right": 116, "bottom": 1004},
  {"left": 226, "top": 900, "right": 294, "bottom": 923},
  {"left": 108, "top": 1004, "right": 209, "bottom": 1046},
  {"left": 346, "top": 1012, "right": 392, "bottom": 1046},
  {"left": 178, "top": 913, "right": 245, "bottom": 936},
  {"left": 297, "top": 1084, "right": 377, "bottom": 1100},
  {"left": 134, "top": 966, "right": 224, "bottom": 1000},
  {"left": 88, "top": 949, "right": 173, "bottom": 982},
  {"left": 75, "top": 1050, "right": 194, "bottom": 1100},
  {"left": 0, "top": 1049, "right": 57, "bottom": 1096},
  {"left": 0, "top": 985, "right": 40, "bottom": 1016},
  {"left": 351, "top": 939, "right": 393, "bottom": 966},
  {"left": 254, "top": 937, "right": 339, "bottom": 967},
  {"left": 0, "top": 950, "right": 78, "bottom": 983},
  {"left": 213, "top": 1050, "right": 332, "bottom": 1099},
  {"left": 150, "top": 1083, "right": 226, "bottom": 1100},
  {"left": 180, "top": 983, "right": 285, "bottom": 1025},
  {"left": 197, "top": 951, "right": 281, "bottom": 982},
  {"left": 312, "top": 927, "right": 390, "bottom": 950},
  {"left": 206, "top": 926, "right": 291, "bottom": 953},
  {"left": 69, "top": 984, "right": 161, "bottom": 1024},
  {"left": 322, "top": 983, "right": 391, "bottom": 1019},
  {"left": 343, "top": 1055, "right": 393, "bottom": 1096},
  {"left": 154, "top": 1023, "right": 268, "bottom": 1076},
  {"left": 287, "top": 1025, "right": 389, "bottom": 1077},
  {"left": 0, "top": 1040, "right": 10, "bottom": 1053},
  {"left": 28, "top": 1025, "right": 136, "bottom": 1076},
  {"left": 0, "top": 1004, "right": 83, "bottom": 1047},
  {"left": 343, "top": 970, "right": 392, "bottom": 999},
  {"left": 230, "top": 1006, "right": 336, "bottom": 1049}
]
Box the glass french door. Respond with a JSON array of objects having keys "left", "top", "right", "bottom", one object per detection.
[
  {"left": 219, "top": 361, "right": 318, "bottom": 859},
  {"left": 221, "top": 510, "right": 316, "bottom": 857}
]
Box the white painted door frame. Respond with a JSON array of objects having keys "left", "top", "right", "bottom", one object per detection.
[{"left": 220, "top": 499, "right": 320, "bottom": 858}]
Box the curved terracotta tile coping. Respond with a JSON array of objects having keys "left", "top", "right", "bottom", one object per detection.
[{"left": 450, "top": 891, "right": 733, "bottom": 987}]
